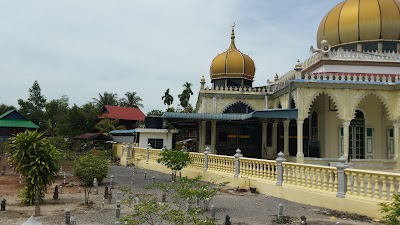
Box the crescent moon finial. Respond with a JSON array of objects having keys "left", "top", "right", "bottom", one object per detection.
[{"left": 231, "top": 22, "right": 236, "bottom": 28}]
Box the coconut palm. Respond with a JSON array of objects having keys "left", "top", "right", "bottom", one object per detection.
[
  {"left": 92, "top": 92, "right": 118, "bottom": 109},
  {"left": 119, "top": 92, "right": 143, "bottom": 108}
]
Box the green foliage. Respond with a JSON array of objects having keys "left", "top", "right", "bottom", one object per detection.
[
  {"left": 380, "top": 194, "right": 400, "bottom": 224},
  {"left": 7, "top": 130, "right": 61, "bottom": 205},
  {"left": 92, "top": 91, "right": 119, "bottom": 109},
  {"left": 73, "top": 154, "right": 109, "bottom": 204},
  {"left": 162, "top": 88, "right": 174, "bottom": 109},
  {"left": 157, "top": 149, "right": 191, "bottom": 180},
  {"left": 95, "top": 118, "right": 126, "bottom": 134},
  {"left": 147, "top": 109, "right": 164, "bottom": 116},
  {"left": 18, "top": 80, "right": 47, "bottom": 127},
  {"left": 178, "top": 82, "right": 193, "bottom": 108},
  {"left": 119, "top": 91, "right": 143, "bottom": 108},
  {"left": 0, "top": 103, "right": 15, "bottom": 115}
]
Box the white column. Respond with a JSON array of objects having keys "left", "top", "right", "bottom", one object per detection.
[
  {"left": 296, "top": 118, "right": 304, "bottom": 163},
  {"left": 283, "top": 120, "right": 290, "bottom": 157},
  {"left": 272, "top": 122, "right": 278, "bottom": 159},
  {"left": 394, "top": 121, "right": 400, "bottom": 168},
  {"left": 210, "top": 121, "right": 217, "bottom": 154},
  {"left": 200, "top": 121, "right": 207, "bottom": 152},
  {"left": 342, "top": 120, "right": 351, "bottom": 162},
  {"left": 261, "top": 122, "right": 268, "bottom": 159}
]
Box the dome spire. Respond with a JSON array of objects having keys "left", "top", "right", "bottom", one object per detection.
[{"left": 230, "top": 22, "right": 236, "bottom": 49}]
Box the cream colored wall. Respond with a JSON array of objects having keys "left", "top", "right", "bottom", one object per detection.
[
  {"left": 138, "top": 132, "right": 172, "bottom": 149},
  {"left": 112, "top": 143, "right": 123, "bottom": 159},
  {"left": 197, "top": 94, "right": 265, "bottom": 114}
]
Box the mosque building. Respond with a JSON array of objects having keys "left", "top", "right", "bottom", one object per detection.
[{"left": 164, "top": 0, "right": 400, "bottom": 169}]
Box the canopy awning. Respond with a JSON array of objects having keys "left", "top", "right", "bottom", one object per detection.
[{"left": 163, "top": 109, "right": 298, "bottom": 129}]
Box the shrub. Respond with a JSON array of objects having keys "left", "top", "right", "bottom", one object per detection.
[
  {"left": 157, "top": 149, "right": 191, "bottom": 181},
  {"left": 380, "top": 194, "right": 400, "bottom": 224},
  {"left": 73, "top": 154, "right": 109, "bottom": 204}
]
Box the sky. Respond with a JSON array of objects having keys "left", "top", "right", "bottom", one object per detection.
[{"left": 0, "top": 0, "right": 342, "bottom": 114}]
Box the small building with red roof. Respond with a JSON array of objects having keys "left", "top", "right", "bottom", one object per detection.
[{"left": 98, "top": 105, "right": 145, "bottom": 130}]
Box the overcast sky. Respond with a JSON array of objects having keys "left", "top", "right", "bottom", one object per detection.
[{"left": 0, "top": 0, "right": 342, "bottom": 114}]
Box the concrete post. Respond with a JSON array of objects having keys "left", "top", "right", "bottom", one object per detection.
[
  {"left": 276, "top": 152, "right": 287, "bottom": 186},
  {"left": 336, "top": 156, "right": 351, "bottom": 198},
  {"left": 146, "top": 143, "right": 151, "bottom": 163},
  {"left": 234, "top": 149, "right": 243, "bottom": 178},
  {"left": 115, "top": 191, "right": 121, "bottom": 225},
  {"left": 126, "top": 143, "right": 131, "bottom": 166},
  {"left": 204, "top": 146, "right": 211, "bottom": 172},
  {"left": 93, "top": 178, "right": 98, "bottom": 195},
  {"left": 65, "top": 208, "right": 71, "bottom": 225},
  {"left": 110, "top": 175, "right": 114, "bottom": 189},
  {"left": 210, "top": 205, "right": 216, "bottom": 221}
]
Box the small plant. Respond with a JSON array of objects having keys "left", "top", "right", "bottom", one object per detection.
[
  {"left": 73, "top": 154, "right": 109, "bottom": 204},
  {"left": 380, "top": 194, "right": 400, "bottom": 224},
  {"left": 157, "top": 149, "right": 191, "bottom": 181}
]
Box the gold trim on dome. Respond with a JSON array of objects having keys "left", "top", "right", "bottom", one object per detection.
[
  {"left": 339, "top": 0, "right": 359, "bottom": 44},
  {"left": 324, "top": 2, "right": 344, "bottom": 47},
  {"left": 359, "top": 0, "right": 381, "bottom": 40},
  {"left": 379, "top": 0, "right": 400, "bottom": 39},
  {"left": 317, "top": 0, "right": 400, "bottom": 47}
]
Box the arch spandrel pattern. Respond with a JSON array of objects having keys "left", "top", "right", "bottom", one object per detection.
[
  {"left": 304, "top": 89, "right": 343, "bottom": 119},
  {"left": 277, "top": 93, "right": 289, "bottom": 109},
  {"left": 220, "top": 100, "right": 256, "bottom": 114},
  {"left": 351, "top": 90, "right": 395, "bottom": 120}
]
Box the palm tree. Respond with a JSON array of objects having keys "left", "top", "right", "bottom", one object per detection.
[
  {"left": 178, "top": 82, "right": 193, "bottom": 108},
  {"left": 92, "top": 92, "right": 118, "bottom": 109},
  {"left": 162, "top": 89, "right": 174, "bottom": 109},
  {"left": 119, "top": 92, "right": 143, "bottom": 108},
  {"left": 94, "top": 118, "right": 126, "bottom": 134}
]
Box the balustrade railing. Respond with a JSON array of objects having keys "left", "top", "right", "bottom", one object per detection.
[
  {"left": 283, "top": 162, "right": 337, "bottom": 193},
  {"left": 208, "top": 154, "right": 235, "bottom": 174},
  {"left": 188, "top": 152, "right": 205, "bottom": 170},
  {"left": 240, "top": 157, "right": 277, "bottom": 181},
  {"left": 345, "top": 169, "right": 400, "bottom": 200},
  {"left": 148, "top": 149, "right": 161, "bottom": 161},
  {"left": 134, "top": 147, "right": 146, "bottom": 160}
]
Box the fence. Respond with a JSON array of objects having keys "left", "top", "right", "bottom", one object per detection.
[{"left": 119, "top": 143, "right": 399, "bottom": 205}]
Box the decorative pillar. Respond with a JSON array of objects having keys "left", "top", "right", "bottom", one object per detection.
[
  {"left": 200, "top": 121, "right": 207, "bottom": 152},
  {"left": 276, "top": 152, "right": 286, "bottom": 186},
  {"left": 283, "top": 120, "right": 290, "bottom": 157},
  {"left": 261, "top": 122, "right": 268, "bottom": 159},
  {"left": 204, "top": 146, "right": 211, "bottom": 172},
  {"left": 264, "top": 96, "right": 269, "bottom": 109},
  {"left": 394, "top": 121, "right": 400, "bottom": 169},
  {"left": 296, "top": 118, "right": 304, "bottom": 163},
  {"left": 234, "top": 149, "right": 243, "bottom": 178},
  {"left": 336, "top": 156, "right": 351, "bottom": 198},
  {"left": 272, "top": 122, "right": 278, "bottom": 158},
  {"left": 342, "top": 120, "right": 351, "bottom": 162},
  {"left": 211, "top": 121, "right": 217, "bottom": 154}
]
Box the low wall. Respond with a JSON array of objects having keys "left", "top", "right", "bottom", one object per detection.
[{"left": 133, "top": 158, "right": 384, "bottom": 219}]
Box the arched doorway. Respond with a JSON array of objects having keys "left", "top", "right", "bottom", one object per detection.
[{"left": 349, "top": 110, "right": 365, "bottom": 160}]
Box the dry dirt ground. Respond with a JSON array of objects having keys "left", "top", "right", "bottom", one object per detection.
[{"left": 0, "top": 162, "right": 386, "bottom": 225}]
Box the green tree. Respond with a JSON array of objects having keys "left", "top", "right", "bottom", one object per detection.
[
  {"left": 67, "top": 103, "right": 98, "bottom": 137},
  {"left": 18, "top": 80, "right": 47, "bottom": 127},
  {"left": 95, "top": 118, "right": 126, "bottom": 134},
  {"left": 147, "top": 109, "right": 163, "bottom": 116},
  {"left": 7, "top": 130, "right": 60, "bottom": 204},
  {"left": 119, "top": 92, "right": 143, "bottom": 108},
  {"left": 162, "top": 88, "right": 174, "bottom": 110},
  {"left": 0, "top": 104, "right": 15, "bottom": 115},
  {"left": 178, "top": 82, "right": 193, "bottom": 108},
  {"left": 44, "top": 95, "right": 69, "bottom": 136},
  {"left": 73, "top": 154, "right": 109, "bottom": 204},
  {"left": 157, "top": 149, "right": 191, "bottom": 181},
  {"left": 92, "top": 92, "right": 118, "bottom": 109}
]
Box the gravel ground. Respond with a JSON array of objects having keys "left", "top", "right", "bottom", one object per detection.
[{"left": 0, "top": 166, "right": 384, "bottom": 225}]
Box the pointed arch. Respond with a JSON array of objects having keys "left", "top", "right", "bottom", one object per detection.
[
  {"left": 352, "top": 91, "right": 393, "bottom": 120},
  {"left": 305, "top": 89, "right": 342, "bottom": 119},
  {"left": 221, "top": 101, "right": 255, "bottom": 114}
]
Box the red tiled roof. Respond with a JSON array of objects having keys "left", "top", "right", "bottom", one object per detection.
[{"left": 98, "top": 105, "right": 145, "bottom": 121}]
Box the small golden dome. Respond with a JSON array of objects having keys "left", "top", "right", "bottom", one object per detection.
[
  {"left": 317, "top": 0, "right": 400, "bottom": 47},
  {"left": 210, "top": 24, "right": 255, "bottom": 81}
]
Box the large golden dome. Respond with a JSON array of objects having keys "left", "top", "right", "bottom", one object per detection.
[
  {"left": 210, "top": 25, "right": 255, "bottom": 81},
  {"left": 317, "top": 0, "right": 400, "bottom": 48}
]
